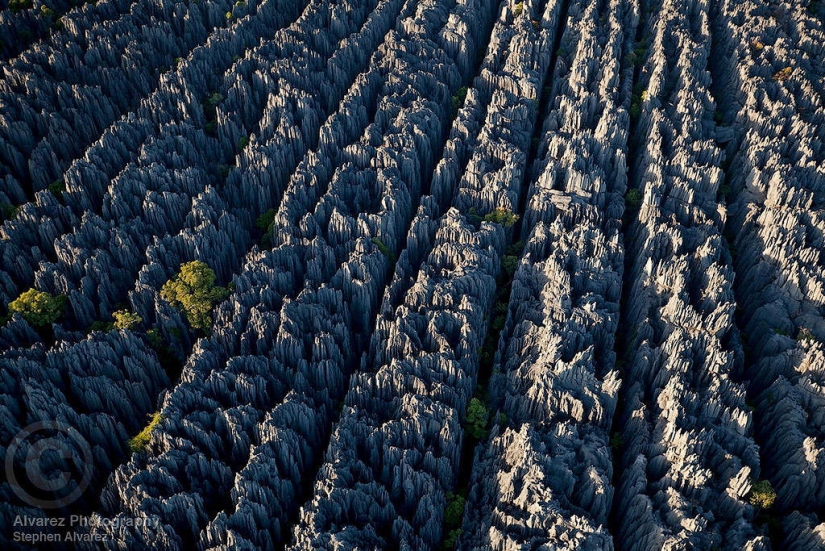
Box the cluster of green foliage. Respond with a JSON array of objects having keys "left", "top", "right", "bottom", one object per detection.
[
  {"left": 629, "top": 82, "right": 646, "bottom": 120},
  {"left": 128, "top": 411, "right": 164, "bottom": 453},
  {"left": 237, "top": 136, "right": 249, "bottom": 150},
  {"left": 203, "top": 92, "right": 224, "bottom": 136},
  {"left": 748, "top": 479, "right": 776, "bottom": 510},
  {"left": 255, "top": 209, "right": 276, "bottom": 247},
  {"left": 625, "top": 188, "right": 642, "bottom": 210},
  {"left": 773, "top": 67, "right": 793, "bottom": 81},
  {"left": 513, "top": 2, "right": 523, "bottom": 16},
  {"left": 255, "top": 208, "right": 276, "bottom": 232},
  {"left": 440, "top": 492, "right": 466, "bottom": 549},
  {"left": 483, "top": 207, "right": 519, "bottom": 228},
  {"left": 113, "top": 309, "right": 143, "bottom": 330},
  {"left": 160, "top": 261, "right": 229, "bottom": 332},
  {"left": 1, "top": 203, "right": 19, "bottom": 221},
  {"left": 372, "top": 237, "right": 395, "bottom": 261},
  {"left": 465, "top": 397, "right": 489, "bottom": 439},
  {"left": 88, "top": 309, "right": 142, "bottom": 333},
  {"left": 48, "top": 179, "right": 65, "bottom": 200},
  {"left": 9, "top": 289, "right": 66, "bottom": 327},
  {"left": 9, "top": 0, "right": 33, "bottom": 13},
  {"left": 451, "top": 86, "right": 468, "bottom": 117}
]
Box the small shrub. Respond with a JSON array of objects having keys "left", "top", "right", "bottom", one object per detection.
[
  {"left": 443, "top": 528, "right": 462, "bottom": 549},
  {"left": 160, "top": 261, "right": 229, "bottom": 332},
  {"left": 9, "top": 289, "right": 67, "bottom": 327},
  {"left": 748, "top": 479, "right": 776, "bottom": 509},
  {"left": 625, "top": 188, "right": 642, "bottom": 210},
  {"left": 773, "top": 67, "right": 793, "bottom": 81},
  {"left": 255, "top": 209, "right": 276, "bottom": 232},
  {"left": 465, "top": 397, "right": 489, "bottom": 439},
  {"left": 798, "top": 328, "right": 817, "bottom": 342},
  {"left": 505, "top": 240, "right": 525, "bottom": 256},
  {"left": 237, "top": 136, "right": 249, "bottom": 150},
  {"left": 9, "top": 0, "right": 33, "bottom": 13},
  {"left": 513, "top": 2, "right": 523, "bottom": 16},
  {"left": 484, "top": 207, "right": 519, "bottom": 228},
  {"left": 372, "top": 237, "right": 395, "bottom": 261},
  {"left": 451, "top": 86, "right": 468, "bottom": 117},
  {"left": 501, "top": 255, "right": 519, "bottom": 278},
  {"left": 128, "top": 411, "right": 164, "bottom": 453},
  {"left": 1, "top": 203, "right": 19, "bottom": 221},
  {"left": 113, "top": 309, "right": 142, "bottom": 330},
  {"left": 225, "top": 11, "right": 234, "bottom": 19},
  {"left": 48, "top": 179, "right": 65, "bottom": 200},
  {"left": 444, "top": 492, "right": 466, "bottom": 528},
  {"left": 39, "top": 5, "right": 55, "bottom": 18},
  {"left": 750, "top": 39, "right": 764, "bottom": 51}
]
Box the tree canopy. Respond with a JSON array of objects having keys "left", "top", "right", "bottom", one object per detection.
[
  {"left": 161, "top": 261, "right": 229, "bottom": 332},
  {"left": 8, "top": 289, "right": 66, "bottom": 327}
]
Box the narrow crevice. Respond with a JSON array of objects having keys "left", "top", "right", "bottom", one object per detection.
[{"left": 606, "top": 0, "right": 655, "bottom": 541}]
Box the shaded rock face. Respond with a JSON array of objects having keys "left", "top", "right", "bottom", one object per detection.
[{"left": 1, "top": 0, "right": 824, "bottom": 548}]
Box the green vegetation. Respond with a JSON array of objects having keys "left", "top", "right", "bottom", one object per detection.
[
  {"left": 237, "top": 136, "right": 249, "bottom": 150},
  {"left": 625, "top": 188, "right": 642, "bottom": 210},
  {"left": 451, "top": 86, "right": 468, "bottom": 117},
  {"left": 1, "top": 203, "right": 19, "bottom": 221},
  {"left": 798, "top": 328, "right": 818, "bottom": 342},
  {"left": 113, "top": 309, "right": 143, "bottom": 330},
  {"left": 773, "top": 67, "right": 793, "bottom": 81},
  {"left": 465, "top": 397, "right": 489, "bottom": 439},
  {"left": 748, "top": 479, "right": 776, "bottom": 510},
  {"left": 513, "top": 2, "right": 523, "bottom": 16},
  {"left": 444, "top": 492, "right": 466, "bottom": 528},
  {"left": 9, "top": 289, "right": 67, "bottom": 327},
  {"left": 483, "top": 207, "right": 519, "bottom": 228},
  {"left": 255, "top": 208, "right": 276, "bottom": 232},
  {"left": 202, "top": 92, "right": 224, "bottom": 136},
  {"left": 48, "top": 179, "right": 65, "bottom": 200},
  {"left": 160, "top": 261, "right": 229, "bottom": 332},
  {"left": 372, "top": 237, "right": 395, "bottom": 261},
  {"left": 442, "top": 529, "right": 462, "bottom": 549},
  {"left": 630, "top": 82, "right": 646, "bottom": 120},
  {"left": 441, "top": 492, "right": 466, "bottom": 548},
  {"left": 9, "top": 0, "right": 33, "bottom": 13},
  {"left": 128, "top": 411, "right": 164, "bottom": 453},
  {"left": 501, "top": 255, "right": 519, "bottom": 278}
]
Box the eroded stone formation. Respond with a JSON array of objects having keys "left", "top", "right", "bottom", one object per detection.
[{"left": 1, "top": 0, "right": 824, "bottom": 549}]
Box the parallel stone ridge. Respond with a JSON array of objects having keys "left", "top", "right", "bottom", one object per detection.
[
  {"left": 715, "top": 1, "right": 825, "bottom": 543},
  {"left": 1, "top": 0, "right": 825, "bottom": 548},
  {"left": 460, "top": 0, "right": 634, "bottom": 547},
  {"left": 610, "top": 0, "right": 768, "bottom": 547}
]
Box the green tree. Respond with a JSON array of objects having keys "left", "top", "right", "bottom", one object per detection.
[
  {"left": 113, "top": 309, "right": 143, "bottom": 330},
  {"left": 465, "top": 397, "right": 489, "bottom": 439},
  {"left": 160, "top": 261, "right": 229, "bottom": 332},
  {"left": 444, "top": 492, "right": 466, "bottom": 528},
  {"left": 128, "top": 411, "right": 164, "bottom": 453},
  {"left": 483, "top": 207, "right": 519, "bottom": 228},
  {"left": 748, "top": 479, "right": 776, "bottom": 510},
  {"left": 9, "top": 289, "right": 66, "bottom": 327}
]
